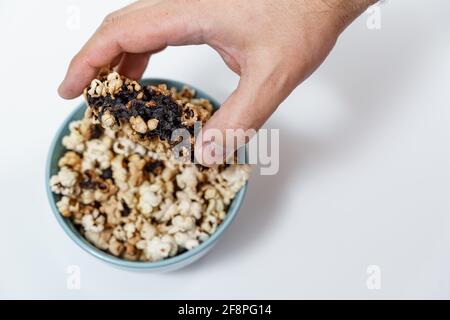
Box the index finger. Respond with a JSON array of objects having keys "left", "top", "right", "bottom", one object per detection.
[{"left": 58, "top": 1, "right": 203, "bottom": 99}]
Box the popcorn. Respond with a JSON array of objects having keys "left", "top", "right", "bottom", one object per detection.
[
  {"left": 113, "top": 137, "right": 141, "bottom": 156},
  {"left": 174, "top": 230, "right": 201, "bottom": 250},
  {"left": 176, "top": 166, "right": 198, "bottom": 189},
  {"left": 172, "top": 215, "right": 196, "bottom": 232},
  {"left": 128, "top": 154, "right": 146, "bottom": 187},
  {"left": 153, "top": 200, "right": 178, "bottom": 222},
  {"left": 83, "top": 71, "right": 213, "bottom": 149},
  {"left": 82, "top": 138, "right": 113, "bottom": 171},
  {"left": 130, "top": 116, "right": 148, "bottom": 134},
  {"left": 112, "top": 225, "right": 127, "bottom": 241},
  {"left": 138, "top": 182, "right": 162, "bottom": 216},
  {"left": 105, "top": 71, "right": 123, "bottom": 96},
  {"left": 81, "top": 213, "right": 104, "bottom": 233},
  {"left": 85, "top": 229, "right": 112, "bottom": 251},
  {"left": 51, "top": 76, "right": 251, "bottom": 262},
  {"left": 56, "top": 196, "right": 78, "bottom": 218},
  {"left": 50, "top": 166, "right": 79, "bottom": 197},
  {"left": 161, "top": 234, "right": 178, "bottom": 256},
  {"left": 185, "top": 238, "right": 200, "bottom": 250},
  {"left": 140, "top": 221, "right": 157, "bottom": 240},
  {"left": 58, "top": 151, "right": 82, "bottom": 172},
  {"left": 123, "top": 222, "right": 136, "bottom": 239},
  {"left": 147, "top": 119, "right": 159, "bottom": 131},
  {"left": 108, "top": 236, "right": 124, "bottom": 256},
  {"left": 111, "top": 155, "right": 128, "bottom": 191},
  {"left": 201, "top": 215, "right": 218, "bottom": 235},
  {"left": 221, "top": 165, "right": 252, "bottom": 193},
  {"left": 100, "top": 110, "right": 119, "bottom": 130}
]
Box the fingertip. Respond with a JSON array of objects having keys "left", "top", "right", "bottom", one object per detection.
[
  {"left": 57, "top": 82, "right": 71, "bottom": 99},
  {"left": 57, "top": 81, "right": 79, "bottom": 99}
]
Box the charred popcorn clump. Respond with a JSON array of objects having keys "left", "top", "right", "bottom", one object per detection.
[
  {"left": 84, "top": 70, "right": 213, "bottom": 152},
  {"left": 51, "top": 74, "right": 251, "bottom": 262}
]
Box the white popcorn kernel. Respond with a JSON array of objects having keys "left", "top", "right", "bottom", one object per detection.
[
  {"left": 176, "top": 166, "right": 198, "bottom": 189},
  {"left": 174, "top": 232, "right": 199, "bottom": 250},
  {"left": 172, "top": 215, "right": 196, "bottom": 232},
  {"left": 161, "top": 234, "right": 178, "bottom": 257},
  {"left": 134, "top": 144, "right": 147, "bottom": 156},
  {"left": 201, "top": 215, "right": 218, "bottom": 235},
  {"left": 174, "top": 232, "right": 189, "bottom": 246},
  {"left": 56, "top": 196, "right": 78, "bottom": 217},
  {"left": 196, "top": 230, "right": 210, "bottom": 242},
  {"left": 81, "top": 214, "right": 104, "bottom": 233},
  {"left": 82, "top": 138, "right": 113, "bottom": 171},
  {"left": 204, "top": 187, "right": 218, "bottom": 199},
  {"left": 138, "top": 237, "right": 172, "bottom": 262},
  {"left": 153, "top": 201, "right": 178, "bottom": 222},
  {"left": 113, "top": 138, "right": 134, "bottom": 156},
  {"left": 138, "top": 182, "right": 162, "bottom": 215},
  {"left": 112, "top": 225, "right": 127, "bottom": 241},
  {"left": 87, "top": 79, "right": 104, "bottom": 97},
  {"left": 221, "top": 164, "right": 252, "bottom": 192},
  {"left": 57, "top": 166, "right": 78, "bottom": 187},
  {"left": 111, "top": 155, "right": 128, "bottom": 191},
  {"left": 50, "top": 167, "right": 79, "bottom": 196},
  {"left": 185, "top": 238, "right": 199, "bottom": 250},
  {"left": 85, "top": 230, "right": 111, "bottom": 250},
  {"left": 123, "top": 222, "right": 136, "bottom": 239},
  {"left": 62, "top": 134, "right": 85, "bottom": 153},
  {"left": 108, "top": 236, "right": 124, "bottom": 256},
  {"left": 62, "top": 121, "right": 86, "bottom": 153},
  {"left": 140, "top": 222, "right": 157, "bottom": 240},
  {"left": 178, "top": 199, "right": 202, "bottom": 219},
  {"left": 80, "top": 189, "right": 95, "bottom": 205}
]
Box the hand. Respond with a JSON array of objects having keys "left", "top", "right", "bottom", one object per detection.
[{"left": 58, "top": 0, "right": 376, "bottom": 165}]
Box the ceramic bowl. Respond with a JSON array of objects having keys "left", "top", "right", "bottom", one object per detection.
[{"left": 46, "top": 78, "right": 248, "bottom": 271}]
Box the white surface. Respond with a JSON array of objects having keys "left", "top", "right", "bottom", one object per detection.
[{"left": 1, "top": 0, "right": 450, "bottom": 299}]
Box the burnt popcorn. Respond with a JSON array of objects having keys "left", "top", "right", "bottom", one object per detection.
[
  {"left": 50, "top": 70, "right": 252, "bottom": 262},
  {"left": 144, "top": 160, "right": 164, "bottom": 174},
  {"left": 100, "top": 168, "right": 113, "bottom": 180},
  {"left": 84, "top": 70, "right": 213, "bottom": 149},
  {"left": 89, "top": 124, "right": 104, "bottom": 140}
]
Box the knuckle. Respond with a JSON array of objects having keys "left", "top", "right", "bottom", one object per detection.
[
  {"left": 69, "top": 53, "right": 84, "bottom": 68},
  {"left": 101, "top": 12, "right": 122, "bottom": 29},
  {"left": 69, "top": 52, "right": 92, "bottom": 71}
]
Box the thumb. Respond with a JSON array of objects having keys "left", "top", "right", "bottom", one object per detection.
[{"left": 194, "top": 73, "right": 288, "bottom": 166}]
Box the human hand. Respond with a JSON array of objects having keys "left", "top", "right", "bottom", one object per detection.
[{"left": 58, "top": 0, "right": 376, "bottom": 165}]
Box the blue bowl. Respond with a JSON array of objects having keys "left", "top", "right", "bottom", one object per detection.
[{"left": 46, "top": 78, "right": 248, "bottom": 271}]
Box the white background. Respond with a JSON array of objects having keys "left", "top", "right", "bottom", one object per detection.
[{"left": 0, "top": 0, "right": 449, "bottom": 299}]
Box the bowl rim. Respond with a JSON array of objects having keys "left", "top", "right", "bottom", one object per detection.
[{"left": 46, "top": 78, "right": 248, "bottom": 270}]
